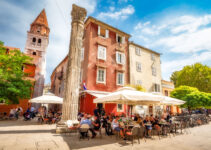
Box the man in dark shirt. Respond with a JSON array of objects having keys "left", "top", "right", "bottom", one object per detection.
[
  {"left": 94, "top": 107, "right": 99, "bottom": 117},
  {"left": 93, "top": 116, "right": 101, "bottom": 130},
  {"left": 90, "top": 116, "right": 101, "bottom": 138}
]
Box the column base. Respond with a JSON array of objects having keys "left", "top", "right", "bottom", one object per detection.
[
  {"left": 56, "top": 120, "right": 79, "bottom": 133},
  {"left": 56, "top": 120, "right": 67, "bottom": 133}
]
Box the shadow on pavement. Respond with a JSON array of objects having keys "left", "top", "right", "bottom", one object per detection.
[
  {"left": 55, "top": 132, "right": 136, "bottom": 149},
  {"left": 0, "top": 129, "right": 55, "bottom": 134}
]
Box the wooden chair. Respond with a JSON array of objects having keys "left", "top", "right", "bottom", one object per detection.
[
  {"left": 152, "top": 125, "right": 162, "bottom": 139},
  {"left": 125, "top": 126, "right": 140, "bottom": 145},
  {"left": 79, "top": 124, "right": 90, "bottom": 140}
]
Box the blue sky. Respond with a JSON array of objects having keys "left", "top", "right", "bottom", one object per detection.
[{"left": 1, "top": 0, "right": 211, "bottom": 84}]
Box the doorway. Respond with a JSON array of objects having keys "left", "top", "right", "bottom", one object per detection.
[{"left": 97, "top": 103, "right": 103, "bottom": 115}]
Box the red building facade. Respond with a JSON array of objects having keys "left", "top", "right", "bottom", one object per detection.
[{"left": 80, "top": 17, "right": 130, "bottom": 115}]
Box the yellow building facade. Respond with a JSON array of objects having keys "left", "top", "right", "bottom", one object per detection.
[{"left": 161, "top": 80, "right": 181, "bottom": 114}]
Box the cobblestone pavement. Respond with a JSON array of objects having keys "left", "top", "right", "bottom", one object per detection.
[{"left": 0, "top": 119, "right": 211, "bottom": 150}]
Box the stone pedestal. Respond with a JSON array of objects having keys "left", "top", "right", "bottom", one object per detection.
[{"left": 56, "top": 4, "right": 87, "bottom": 133}]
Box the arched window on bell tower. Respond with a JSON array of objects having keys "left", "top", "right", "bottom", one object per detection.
[
  {"left": 38, "top": 39, "right": 42, "bottom": 46},
  {"left": 32, "top": 38, "right": 36, "bottom": 46}
]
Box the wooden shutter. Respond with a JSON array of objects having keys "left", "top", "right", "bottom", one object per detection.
[
  {"left": 103, "top": 46, "right": 107, "bottom": 60},
  {"left": 98, "top": 45, "right": 101, "bottom": 59},
  {"left": 105, "top": 30, "right": 109, "bottom": 38},
  {"left": 122, "top": 36, "right": 125, "bottom": 44},
  {"left": 116, "top": 33, "right": 118, "bottom": 42},
  {"left": 116, "top": 52, "right": 119, "bottom": 63},
  {"left": 98, "top": 26, "right": 100, "bottom": 35},
  {"left": 122, "top": 54, "right": 126, "bottom": 64}
]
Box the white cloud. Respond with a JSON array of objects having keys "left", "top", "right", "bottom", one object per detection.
[
  {"left": 97, "top": 5, "right": 134, "bottom": 20},
  {"left": 155, "top": 28, "right": 211, "bottom": 53},
  {"left": 132, "top": 14, "right": 211, "bottom": 80},
  {"left": 170, "top": 15, "right": 211, "bottom": 34},
  {"left": 109, "top": 6, "right": 115, "bottom": 12},
  {"left": 133, "top": 14, "right": 211, "bottom": 53}
]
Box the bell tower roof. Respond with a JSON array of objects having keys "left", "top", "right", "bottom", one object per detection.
[
  {"left": 32, "top": 9, "right": 49, "bottom": 27},
  {"left": 29, "top": 9, "right": 50, "bottom": 36}
]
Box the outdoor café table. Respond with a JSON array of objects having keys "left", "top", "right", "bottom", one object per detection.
[{"left": 125, "top": 124, "right": 134, "bottom": 129}]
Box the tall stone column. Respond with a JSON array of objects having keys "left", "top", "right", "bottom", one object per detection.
[{"left": 56, "top": 4, "right": 86, "bottom": 133}]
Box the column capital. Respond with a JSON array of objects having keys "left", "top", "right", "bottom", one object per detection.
[{"left": 71, "top": 4, "right": 87, "bottom": 23}]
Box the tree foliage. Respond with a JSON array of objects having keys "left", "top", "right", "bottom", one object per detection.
[
  {"left": 0, "top": 41, "right": 33, "bottom": 104},
  {"left": 127, "top": 84, "right": 146, "bottom": 92},
  {"left": 170, "top": 85, "right": 211, "bottom": 109},
  {"left": 170, "top": 63, "right": 211, "bottom": 93}
]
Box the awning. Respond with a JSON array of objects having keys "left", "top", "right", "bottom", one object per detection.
[{"left": 81, "top": 90, "right": 111, "bottom": 98}]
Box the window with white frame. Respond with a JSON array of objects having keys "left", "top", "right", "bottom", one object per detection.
[
  {"left": 137, "top": 80, "right": 142, "bottom": 85},
  {"left": 97, "top": 68, "right": 106, "bottom": 83},
  {"left": 116, "top": 33, "right": 125, "bottom": 44},
  {"left": 136, "top": 62, "right": 142, "bottom": 72},
  {"left": 98, "top": 45, "right": 106, "bottom": 60},
  {"left": 116, "top": 52, "right": 125, "bottom": 65},
  {"left": 98, "top": 26, "right": 109, "bottom": 38},
  {"left": 154, "top": 84, "right": 160, "bottom": 92},
  {"left": 151, "top": 53, "right": 155, "bottom": 61},
  {"left": 117, "top": 104, "right": 124, "bottom": 112},
  {"left": 135, "top": 47, "right": 141, "bottom": 56},
  {"left": 152, "top": 66, "right": 156, "bottom": 76},
  {"left": 117, "top": 72, "right": 124, "bottom": 86},
  {"left": 81, "top": 47, "right": 84, "bottom": 61}
]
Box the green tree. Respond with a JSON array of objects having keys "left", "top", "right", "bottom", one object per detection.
[
  {"left": 170, "top": 85, "right": 211, "bottom": 110},
  {"left": 127, "top": 84, "right": 146, "bottom": 92},
  {"left": 170, "top": 71, "right": 180, "bottom": 85},
  {"left": 0, "top": 41, "right": 33, "bottom": 104},
  {"left": 170, "top": 63, "right": 211, "bottom": 93}
]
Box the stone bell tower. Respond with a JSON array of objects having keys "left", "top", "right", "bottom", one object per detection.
[{"left": 24, "top": 9, "right": 50, "bottom": 98}]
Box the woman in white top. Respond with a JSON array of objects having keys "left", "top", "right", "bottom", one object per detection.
[{"left": 111, "top": 116, "right": 125, "bottom": 139}]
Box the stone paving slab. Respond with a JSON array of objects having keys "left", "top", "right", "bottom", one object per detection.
[{"left": 0, "top": 119, "right": 211, "bottom": 150}]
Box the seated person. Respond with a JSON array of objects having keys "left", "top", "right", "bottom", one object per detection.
[
  {"left": 111, "top": 116, "right": 126, "bottom": 140},
  {"left": 78, "top": 114, "right": 95, "bottom": 138},
  {"left": 160, "top": 116, "right": 167, "bottom": 124},
  {"left": 144, "top": 115, "right": 152, "bottom": 137},
  {"left": 153, "top": 116, "right": 161, "bottom": 130},
  {"left": 134, "top": 114, "right": 139, "bottom": 121},
  {"left": 137, "top": 116, "right": 144, "bottom": 126},
  {"left": 166, "top": 113, "right": 172, "bottom": 122},
  {"left": 150, "top": 115, "right": 155, "bottom": 123},
  {"left": 92, "top": 116, "right": 101, "bottom": 131},
  {"left": 102, "top": 115, "right": 113, "bottom": 135},
  {"left": 9, "top": 108, "right": 16, "bottom": 118}
]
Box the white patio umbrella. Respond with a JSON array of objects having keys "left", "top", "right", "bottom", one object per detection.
[
  {"left": 161, "top": 96, "right": 185, "bottom": 105},
  {"left": 29, "top": 92, "right": 63, "bottom": 104},
  {"left": 151, "top": 93, "right": 185, "bottom": 105},
  {"left": 93, "top": 87, "right": 162, "bottom": 105}
]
